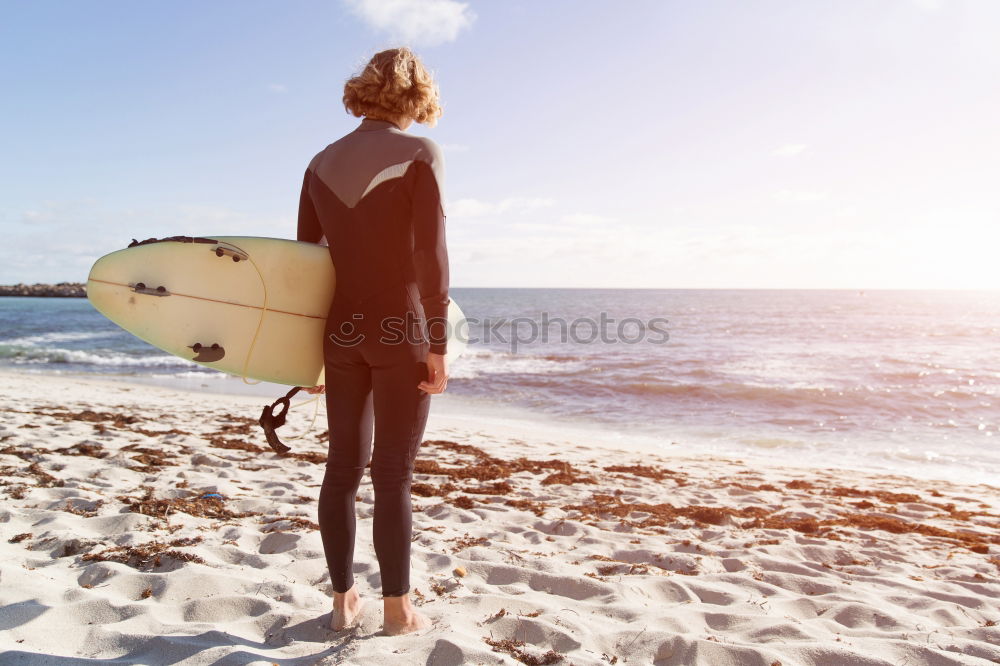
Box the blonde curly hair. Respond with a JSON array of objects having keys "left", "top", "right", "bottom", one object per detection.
[{"left": 342, "top": 47, "right": 443, "bottom": 127}]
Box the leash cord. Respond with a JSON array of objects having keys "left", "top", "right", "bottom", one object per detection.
[{"left": 221, "top": 240, "right": 323, "bottom": 441}]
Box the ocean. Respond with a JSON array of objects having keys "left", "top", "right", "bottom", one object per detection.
[{"left": 1, "top": 289, "right": 997, "bottom": 486}]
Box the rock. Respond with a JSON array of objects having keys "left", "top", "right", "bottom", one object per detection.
[{"left": 0, "top": 282, "right": 87, "bottom": 297}]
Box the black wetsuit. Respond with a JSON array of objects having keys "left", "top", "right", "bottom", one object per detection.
[{"left": 297, "top": 116, "right": 450, "bottom": 597}]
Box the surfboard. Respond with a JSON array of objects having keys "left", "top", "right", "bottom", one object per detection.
[{"left": 85, "top": 235, "right": 467, "bottom": 386}]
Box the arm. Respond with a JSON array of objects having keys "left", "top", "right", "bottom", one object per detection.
[
  {"left": 411, "top": 155, "right": 450, "bottom": 355},
  {"left": 296, "top": 168, "right": 322, "bottom": 243}
]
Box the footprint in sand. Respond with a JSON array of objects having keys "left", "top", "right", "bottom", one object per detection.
[{"left": 259, "top": 532, "right": 301, "bottom": 555}]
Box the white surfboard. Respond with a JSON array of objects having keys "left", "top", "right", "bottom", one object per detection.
[{"left": 85, "top": 235, "right": 467, "bottom": 386}]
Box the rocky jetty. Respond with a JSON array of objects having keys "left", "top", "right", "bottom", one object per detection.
[{"left": 0, "top": 282, "right": 87, "bottom": 297}]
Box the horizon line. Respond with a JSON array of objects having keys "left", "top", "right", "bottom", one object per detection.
[{"left": 3, "top": 282, "right": 1000, "bottom": 293}]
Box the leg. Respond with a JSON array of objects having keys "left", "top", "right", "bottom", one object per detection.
[
  {"left": 318, "top": 342, "right": 372, "bottom": 628},
  {"left": 370, "top": 353, "right": 430, "bottom": 596},
  {"left": 367, "top": 345, "right": 433, "bottom": 634}
]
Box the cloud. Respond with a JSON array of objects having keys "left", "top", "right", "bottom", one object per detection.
[
  {"left": 1, "top": 200, "right": 292, "bottom": 284},
  {"left": 344, "top": 0, "right": 475, "bottom": 46},
  {"left": 772, "top": 143, "right": 807, "bottom": 157},
  {"left": 772, "top": 188, "right": 829, "bottom": 203},
  {"left": 559, "top": 213, "right": 616, "bottom": 226},
  {"left": 21, "top": 208, "right": 59, "bottom": 224},
  {"left": 448, "top": 196, "right": 555, "bottom": 218}
]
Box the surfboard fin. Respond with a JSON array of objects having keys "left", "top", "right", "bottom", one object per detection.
[
  {"left": 188, "top": 342, "right": 225, "bottom": 362},
  {"left": 212, "top": 245, "right": 249, "bottom": 262},
  {"left": 130, "top": 282, "right": 171, "bottom": 297}
]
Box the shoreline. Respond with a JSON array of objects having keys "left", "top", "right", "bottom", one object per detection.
[
  {"left": 3, "top": 366, "right": 996, "bottom": 489},
  {"left": 0, "top": 369, "right": 998, "bottom": 663}
]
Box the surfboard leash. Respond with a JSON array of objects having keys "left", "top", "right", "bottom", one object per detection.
[{"left": 214, "top": 239, "right": 323, "bottom": 452}]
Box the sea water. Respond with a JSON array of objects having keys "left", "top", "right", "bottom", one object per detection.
[{"left": 1, "top": 289, "right": 997, "bottom": 485}]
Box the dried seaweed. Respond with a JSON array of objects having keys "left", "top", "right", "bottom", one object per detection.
[
  {"left": 207, "top": 436, "right": 267, "bottom": 454},
  {"left": 483, "top": 637, "right": 564, "bottom": 665},
  {"left": 505, "top": 498, "right": 548, "bottom": 517},
  {"left": 412, "top": 481, "right": 459, "bottom": 497},
  {"left": 462, "top": 481, "right": 514, "bottom": 495},
  {"left": 260, "top": 516, "right": 320, "bottom": 532},
  {"left": 117, "top": 486, "right": 257, "bottom": 521},
  {"left": 452, "top": 495, "right": 476, "bottom": 509},
  {"left": 27, "top": 462, "right": 64, "bottom": 488},
  {"left": 61, "top": 499, "right": 104, "bottom": 517},
  {"left": 81, "top": 536, "right": 205, "bottom": 570},
  {"left": 447, "top": 534, "right": 489, "bottom": 552},
  {"left": 53, "top": 442, "right": 108, "bottom": 458},
  {"left": 604, "top": 464, "right": 684, "bottom": 483}
]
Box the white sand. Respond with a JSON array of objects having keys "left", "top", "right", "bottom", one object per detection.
[{"left": 0, "top": 369, "right": 998, "bottom": 665}]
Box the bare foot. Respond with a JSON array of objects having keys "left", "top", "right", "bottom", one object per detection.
[
  {"left": 383, "top": 609, "right": 432, "bottom": 636},
  {"left": 331, "top": 585, "right": 364, "bottom": 631}
]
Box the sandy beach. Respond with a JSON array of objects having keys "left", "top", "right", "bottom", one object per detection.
[{"left": 0, "top": 369, "right": 998, "bottom": 665}]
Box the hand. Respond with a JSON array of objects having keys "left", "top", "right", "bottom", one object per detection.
[
  {"left": 302, "top": 384, "right": 325, "bottom": 395},
  {"left": 418, "top": 352, "right": 448, "bottom": 394}
]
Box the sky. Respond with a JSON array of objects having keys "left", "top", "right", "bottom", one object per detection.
[{"left": 1, "top": 0, "right": 998, "bottom": 289}]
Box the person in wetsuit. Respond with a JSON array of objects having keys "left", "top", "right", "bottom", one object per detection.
[{"left": 295, "top": 47, "right": 449, "bottom": 636}]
